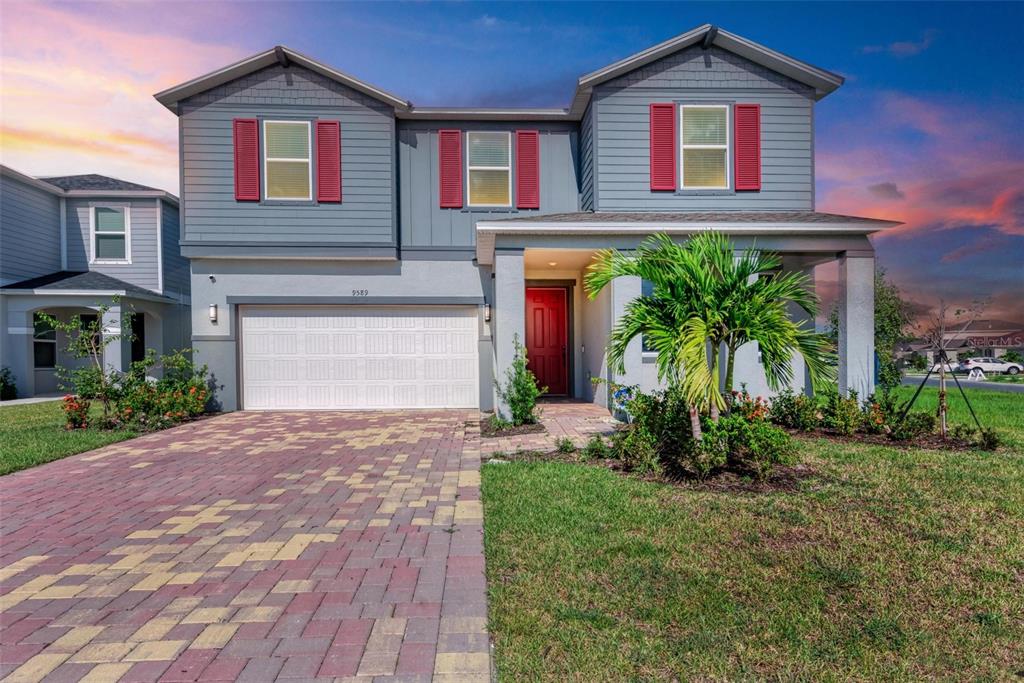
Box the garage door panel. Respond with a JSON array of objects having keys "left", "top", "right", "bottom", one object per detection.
[{"left": 241, "top": 306, "right": 479, "bottom": 410}]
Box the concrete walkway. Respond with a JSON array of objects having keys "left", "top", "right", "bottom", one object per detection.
[{"left": 0, "top": 411, "right": 490, "bottom": 682}]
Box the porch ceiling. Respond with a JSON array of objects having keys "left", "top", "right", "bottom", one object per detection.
[{"left": 523, "top": 248, "right": 598, "bottom": 272}]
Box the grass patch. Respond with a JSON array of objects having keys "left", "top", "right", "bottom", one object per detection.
[
  {"left": 893, "top": 385, "right": 1024, "bottom": 448},
  {"left": 0, "top": 400, "right": 137, "bottom": 476},
  {"left": 482, "top": 387, "right": 1024, "bottom": 680}
]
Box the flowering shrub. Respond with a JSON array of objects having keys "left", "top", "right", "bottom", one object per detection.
[
  {"left": 729, "top": 386, "right": 769, "bottom": 422},
  {"left": 769, "top": 389, "right": 820, "bottom": 431},
  {"left": 820, "top": 387, "right": 862, "bottom": 436},
  {"left": 62, "top": 394, "right": 91, "bottom": 429},
  {"left": 115, "top": 350, "right": 208, "bottom": 429}
]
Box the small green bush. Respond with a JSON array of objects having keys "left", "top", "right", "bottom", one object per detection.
[
  {"left": 769, "top": 389, "right": 820, "bottom": 431},
  {"left": 709, "top": 414, "right": 796, "bottom": 480},
  {"left": 612, "top": 425, "right": 661, "bottom": 474},
  {"left": 889, "top": 412, "right": 936, "bottom": 442},
  {"left": 581, "top": 434, "right": 610, "bottom": 461},
  {"left": 821, "top": 387, "right": 862, "bottom": 436},
  {"left": 978, "top": 428, "right": 1000, "bottom": 451},
  {"left": 0, "top": 367, "right": 17, "bottom": 400},
  {"left": 555, "top": 437, "right": 576, "bottom": 454},
  {"left": 496, "top": 336, "right": 545, "bottom": 425},
  {"left": 676, "top": 424, "right": 729, "bottom": 479}
]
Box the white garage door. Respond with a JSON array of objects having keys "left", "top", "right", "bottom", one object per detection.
[{"left": 240, "top": 306, "right": 479, "bottom": 410}]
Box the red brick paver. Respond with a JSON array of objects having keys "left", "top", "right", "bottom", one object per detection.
[
  {"left": 0, "top": 411, "right": 490, "bottom": 682},
  {"left": 482, "top": 401, "right": 618, "bottom": 455}
]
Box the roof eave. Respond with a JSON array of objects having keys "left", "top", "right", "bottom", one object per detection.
[{"left": 399, "top": 108, "right": 572, "bottom": 122}]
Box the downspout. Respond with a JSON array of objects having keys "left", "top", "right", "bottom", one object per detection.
[{"left": 59, "top": 197, "right": 67, "bottom": 270}]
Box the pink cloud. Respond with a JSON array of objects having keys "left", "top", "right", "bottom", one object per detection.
[{"left": 862, "top": 30, "right": 939, "bottom": 57}]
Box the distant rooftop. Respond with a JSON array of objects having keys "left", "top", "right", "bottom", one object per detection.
[{"left": 39, "top": 174, "right": 160, "bottom": 192}]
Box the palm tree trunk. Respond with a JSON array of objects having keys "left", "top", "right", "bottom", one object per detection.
[
  {"left": 689, "top": 404, "right": 703, "bottom": 441},
  {"left": 725, "top": 344, "right": 737, "bottom": 397}
]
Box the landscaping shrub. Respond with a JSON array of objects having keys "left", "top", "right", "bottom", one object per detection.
[
  {"left": 729, "top": 386, "right": 768, "bottom": 421},
  {"left": 115, "top": 350, "right": 208, "bottom": 429},
  {"left": 496, "top": 336, "right": 544, "bottom": 425},
  {"left": 707, "top": 413, "right": 796, "bottom": 480},
  {"left": 889, "top": 412, "right": 936, "bottom": 442},
  {"left": 555, "top": 437, "right": 576, "bottom": 454},
  {"left": 820, "top": 387, "right": 862, "bottom": 436},
  {"left": 769, "top": 389, "right": 820, "bottom": 431},
  {"left": 581, "top": 434, "right": 611, "bottom": 461},
  {"left": 0, "top": 367, "right": 17, "bottom": 400},
  {"left": 979, "top": 428, "right": 1001, "bottom": 451},
  {"left": 675, "top": 422, "right": 728, "bottom": 479},
  {"left": 612, "top": 424, "right": 661, "bottom": 474},
  {"left": 61, "top": 395, "right": 90, "bottom": 429}
]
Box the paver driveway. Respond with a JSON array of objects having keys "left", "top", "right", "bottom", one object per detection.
[{"left": 0, "top": 411, "right": 490, "bottom": 682}]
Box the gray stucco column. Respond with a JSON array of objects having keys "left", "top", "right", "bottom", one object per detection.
[
  {"left": 610, "top": 275, "right": 643, "bottom": 389},
  {"left": 838, "top": 253, "right": 875, "bottom": 397},
  {"left": 2, "top": 302, "right": 34, "bottom": 397},
  {"left": 493, "top": 249, "right": 525, "bottom": 419},
  {"left": 102, "top": 305, "right": 124, "bottom": 375}
]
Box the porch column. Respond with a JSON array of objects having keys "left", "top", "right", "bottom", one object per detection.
[
  {"left": 731, "top": 257, "right": 770, "bottom": 398},
  {"left": 2, "top": 304, "right": 34, "bottom": 397},
  {"left": 102, "top": 305, "right": 125, "bottom": 375},
  {"left": 493, "top": 249, "right": 525, "bottom": 419},
  {"left": 838, "top": 253, "right": 875, "bottom": 397},
  {"left": 610, "top": 275, "right": 642, "bottom": 389}
]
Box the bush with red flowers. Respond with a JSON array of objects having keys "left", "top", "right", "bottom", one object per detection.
[{"left": 61, "top": 394, "right": 91, "bottom": 429}]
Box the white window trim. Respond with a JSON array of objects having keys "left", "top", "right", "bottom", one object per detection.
[
  {"left": 466, "top": 131, "right": 513, "bottom": 208},
  {"left": 679, "top": 104, "right": 731, "bottom": 190},
  {"left": 89, "top": 204, "right": 132, "bottom": 265},
  {"left": 263, "top": 120, "right": 313, "bottom": 202}
]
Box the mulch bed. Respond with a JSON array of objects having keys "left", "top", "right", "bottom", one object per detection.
[
  {"left": 478, "top": 418, "right": 546, "bottom": 438},
  {"left": 790, "top": 429, "right": 978, "bottom": 451}
]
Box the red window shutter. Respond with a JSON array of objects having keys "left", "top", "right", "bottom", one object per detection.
[
  {"left": 515, "top": 130, "right": 540, "bottom": 209},
  {"left": 316, "top": 120, "right": 342, "bottom": 202},
  {"left": 649, "top": 103, "right": 676, "bottom": 191},
  {"left": 734, "top": 104, "right": 761, "bottom": 191},
  {"left": 438, "top": 129, "right": 463, "bottom": 208},
  {"left": 232, "top": 118, "right": 260, "bottom": 201}
]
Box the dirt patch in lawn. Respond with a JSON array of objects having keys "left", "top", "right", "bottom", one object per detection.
[{"left": 478, "top": 418, "right": 546, "bottom": 438}]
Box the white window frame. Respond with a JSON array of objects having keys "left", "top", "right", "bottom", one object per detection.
[
  {"left": 679, "top": 104, "right": 731, "bottom": 190},
  {"left": 263, "top": 119, "right": 313, "bottom": 202},
  {"left": 466, "top": 131, "right": 512, "bottom": 208},
  {"left": 89, "top": 204, "right": 131, "bottom": 265}
]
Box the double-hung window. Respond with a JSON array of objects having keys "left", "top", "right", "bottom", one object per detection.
[
  {"left": 91, "top": 206, "right": 130, "bottom": 263},
  {"left": 33, "top": 314, "right": 56, "bottom": 369},
  {"left": 467, "top": 131, "right": 511, "bottom": 207},
  {"left": 264, "top": 120, "right": 312, "bottom": 201},
  {"left": 680, "top": 105, "right": 730, "bottom": 190}
]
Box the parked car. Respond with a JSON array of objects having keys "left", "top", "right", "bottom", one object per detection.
[
  {"left": 930, "top": 361, "right": 959, "bottom": 373},
  {"left": 959, "top": 357, "right": 1023, "bottom": 375}
]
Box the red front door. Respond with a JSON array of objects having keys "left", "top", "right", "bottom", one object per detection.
[{"left": 525, "top": 287, "right": 568, "bottom": 395}]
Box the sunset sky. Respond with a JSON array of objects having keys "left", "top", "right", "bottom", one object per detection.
[{"left": 1, "top": 1, "right": 1021, "bottom": 323}]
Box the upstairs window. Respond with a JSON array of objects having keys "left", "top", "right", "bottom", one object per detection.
[
  {"left": 91, "top": 206, "right": 130, "bottom": 263},
  {"left": 467, "top": 131, "right": 511, "bottom": 207},
  {"left": 264, "top": 120, "right": 312, "bottom": 201},
  {"left": 680, "top": 105, "right": 730, "bottom": 190}
]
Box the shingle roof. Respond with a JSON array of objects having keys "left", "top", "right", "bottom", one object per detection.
[
  {"left": 488, "top": 211, "right": 899, "bottom": 226},
  {"left": 38, "top": 174, "right": 159, "bottom": 192},
  {"left": 1, "top": 271, "right": 165, "bottom": 299}
]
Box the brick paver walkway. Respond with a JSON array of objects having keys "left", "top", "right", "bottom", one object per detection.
[
  {"left": 0, "top": 411, "right": 490, "bottom": 682},
  {"left": 482, "top": 401, "right": 618, "bottom": 455}
]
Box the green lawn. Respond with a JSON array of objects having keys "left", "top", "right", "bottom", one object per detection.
[
  {"left": 893, "top": 385, "right": 1024, "bottom": 448},
  {"left": 0, "top": 400, "right": 137, "bottom": 476},
  {"left": 482, "top": 387, "right": 1024, "bottom": 680}
]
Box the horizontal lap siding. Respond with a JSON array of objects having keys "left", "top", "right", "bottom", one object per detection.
[
  {"left": 180, "top": 64, "right": 394, "bottom": 245},
  {"left": 594, "top": 45, "right": 814, "bottom": 211},
  {"left": 397, "top": 122, "right": 579, "bottom": 248},
  {"left": 66, "top": 198, "right": 160, "bottom": 292},
  {"left": 0, "top": 175, "right": 61, "bottom": 284}
]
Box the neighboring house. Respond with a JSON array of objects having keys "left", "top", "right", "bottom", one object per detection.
[
  {"left": 154, "top": 24, "right": 897, "bottom": 413},
  {"left": 904, "top": 319, "right": 1024, "bottom": 364},
  {"left": 0, "top": 166, "right": 189, "bottom": 398}
]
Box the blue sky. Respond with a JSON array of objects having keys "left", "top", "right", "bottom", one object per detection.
[{"left": 2, "top": 1, "right": 1021, "bottom": 321}]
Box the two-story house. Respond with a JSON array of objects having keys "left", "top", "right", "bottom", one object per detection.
[
  {"left": 154, "top": 24, "right": 896, "bottom": 414},
  {"left": 0, "top": 166, "right": 190, "bottom": 398}
]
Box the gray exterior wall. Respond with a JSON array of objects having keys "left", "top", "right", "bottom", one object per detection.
[
  {"left": 0, "top": 174, "right": 61, "bottom": 285},
  {"left": 179, "top": 64, "right": 396, "bottom": 253},
  {"left": 66, "top": 198, "right": 161, "bottom": 292},
  {"left": 397, "top": 122, "right": 579, "bottom": 249},
  {"left": 579, "top": 103, "right": 595, "bottom": 212},
  {"left": 591, "top": 44, "right": 815, "bottom": 211},
  {"left": 160, "top": 199, "right": 189, "bottom": 298}
]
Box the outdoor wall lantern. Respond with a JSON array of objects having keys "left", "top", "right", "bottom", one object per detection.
[
  {"left": 484, "top": 303, "right": 491, "bottom": 322},
  {"left": 208, "top": 304, "right": 218, "bottom": 323}
]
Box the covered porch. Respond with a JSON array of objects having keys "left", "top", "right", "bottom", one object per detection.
[{"left": 478, "top": 211, "right": 898, "bottom": 417}]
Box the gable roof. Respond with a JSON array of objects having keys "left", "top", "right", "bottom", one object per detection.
[
  {"left": 154, "top": 24, "right": 844, "bottom": 120},
  {"left": 154, "top": 45, "right": 411, "bottom": 112},
  {"left": 40, "top": 174, "right": 159, "bottom": 192}
]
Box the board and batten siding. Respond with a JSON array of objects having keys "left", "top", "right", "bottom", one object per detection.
[
  {"left": 160, "top": 200, "right": 189, "bottom": 298},
  {"left": 179, "top": 64, "right": 395, "bottom": 246},
  {"left": 579, "top": 103, "right": 595, "bottom": 212},
  {"left": 65, "top": 198, "right": 160, "bottom": 292},
  {"left": 0, "top": 173, "right": 61, "bottom": 285},
  {"left": 397, "top": 122, "right": 579, "bottom": 248},
  {"left": 593, "top": 44, "right": 815, "bottom": 211}
]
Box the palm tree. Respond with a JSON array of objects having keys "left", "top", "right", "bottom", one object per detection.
[{"left": 584, "top": 232, "right": 834, "bottom": 437}]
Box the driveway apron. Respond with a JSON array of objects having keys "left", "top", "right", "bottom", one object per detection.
[{"left": 0, "top": 411, "right": 490, "bottom": 682}]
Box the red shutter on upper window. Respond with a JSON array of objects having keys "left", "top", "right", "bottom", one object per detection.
[
  {"left": 515, "top": 130, "right": 540, "bottom": 209},
  {"left": 734, "top": 104, "right": 761, "bottom": 191},
  {"left": 316, "top": 120, "right": 342, "bottom": 203},
  {"left": 438, "top": 129, "right": 463, "bottom": 208},
  {"left": 649, "top": 103, "right": 676, "bottom": 191},
  {"left": 233, "top": 118, "right": 260, "bottom": 201}
]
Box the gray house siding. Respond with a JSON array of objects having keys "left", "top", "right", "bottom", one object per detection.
[
  {"left": 579, "top": 103, "right": 595, "bottom": 212},
  {"left": 0, "top": 174, "right": 61, "bottom": 285},
  {"left": 160, "top": 199, "right": 188, "bottom": 298},
  {"left": 179, "top": 64, "right": 395, "bottom": 250},
  {"left": 66, "top": 198, "right": 160, "bottom": 292},
  {"left": 594, "top": 44, "right": 815, "bottom": 211},
  {"left": 397, "top": 122, "right": 579, "bottom": 249}
]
